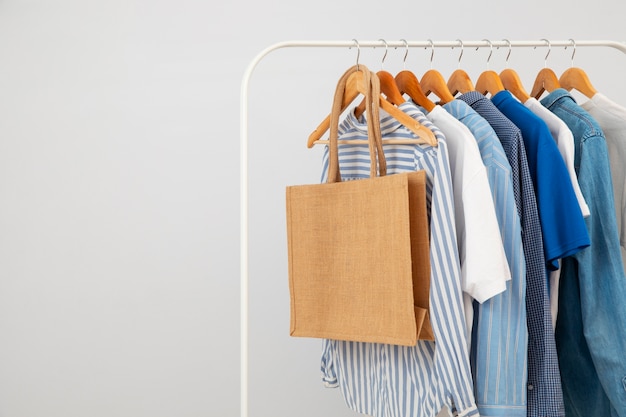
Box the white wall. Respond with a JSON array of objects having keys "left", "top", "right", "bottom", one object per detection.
[{"left": 0, "top": 1, "right": 624, "bottom": 416}]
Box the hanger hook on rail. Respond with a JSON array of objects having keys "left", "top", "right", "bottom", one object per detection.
[
  {"left": 567, "top": 38, "right": 576, "bottom": 67},
  {"left": 535, "top": 38, "right": 551, "bottom": 68},
  {"left": 400, "top": 38, "right": 409, "bottom": 69},
  {"left": 426, "top": 39, "right": 435, "bottom": 69},
  {"left": 499, "top": 38, "right": 512, "bottom": 68},
  {"left": 378, "top": 39, "right": 389, "bottom": 70},
  {"left": 351, "top": 39, "right": 360, "bottom": 71},
  {"left": 477, "top": 39, "right": 493, "bottom": 68},
  {"left": 454, "top": 39, "right": 464, "bottom": 69}
]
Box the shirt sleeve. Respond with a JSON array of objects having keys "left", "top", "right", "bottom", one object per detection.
[
  {"left": 429, "top": 108, "right": 511, "bottom": 303},
  {"left": 533, "top": 123, "right": 590, "bottom": 269}
]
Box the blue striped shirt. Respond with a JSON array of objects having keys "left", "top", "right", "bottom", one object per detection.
[
  {"left": 445, "top": 99, "right": 528, "bottom": 417},
  {"left": 320, "top": 101, "right": 478, "bottom": 417}
]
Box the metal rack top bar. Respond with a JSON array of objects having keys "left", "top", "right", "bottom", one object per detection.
[{"left": 246, "top": 39, "right": 626, "bottom": 61}]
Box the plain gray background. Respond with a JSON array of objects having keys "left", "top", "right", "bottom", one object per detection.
[{"left": 0, "top": 1, "right": 625, "bottom": 416}]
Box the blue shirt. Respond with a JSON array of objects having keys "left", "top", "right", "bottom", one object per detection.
[
  {"left": 541, "top": 89, "right": 626, "bottom": 417},
  {"left": 445, "top": 99, "right": 528, "bottom": 417},
  {"left": 320, "top": 101, "right": 478, "bottom": 417},
  {"left": 492, "top": 90, "right": 590, "bottom": 271},
  {"left": 458, "top": 91, "right": 565, "bottom": 417}
]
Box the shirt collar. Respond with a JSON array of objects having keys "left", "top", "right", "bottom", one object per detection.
[
  {"left": 540, "top": 88, "right": 576, "bottom": 109},
  {"left": 346, "top": 101, "right": 417, "bottom": 136},
  {"left": 458, "top": 91, "right": 486, "bottom": 107},
  {"left": 443, "top": 99, "right": 473, "bottom": 120},
  {"left": 491, "top": 90, "right": 515, "bottom": 107}
]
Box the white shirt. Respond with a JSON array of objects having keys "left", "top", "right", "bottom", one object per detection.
[{"left": 426, "top": 105, "right": 510, "bottom": 342}]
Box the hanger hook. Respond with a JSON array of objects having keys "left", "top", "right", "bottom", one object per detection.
[
  {"left": 500, "top": 38, "right": 512, "bottom": 68},
  {"left": 378, "top": 39, "right": 389, "bottom": 69},
  {"left": 400, "top": 38, "right": 409, "bottom": 69},
  {"left": 426, "top": 39, "right": 435, "bottom": 69},
  {"left": 477, "top": 39, "right": 493, "bottom": 68},
  {"left": 455, "top": 39, "right": 464, "bottom": 68},
  {"left": 537, "top": 38, "right": 551, "bottom": 67},
  {"left": 567, "top": 38, "right": 576, "bottom": 67},
  {"left": 351, "top": 39, "right": 360, "bottom": 70}
]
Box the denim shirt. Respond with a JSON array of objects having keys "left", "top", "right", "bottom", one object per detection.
[{"left": 541, "top": 89, "right": 626, "bottom": 417}]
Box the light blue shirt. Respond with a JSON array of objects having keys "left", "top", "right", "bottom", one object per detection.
[
  {"left": 320, "top": 101, "right": 478, "bottom": 417},
  {"left": 444, "top": 99, "right": 528, "bottom": 417},
  {"left": 459, "top": 91, "right": 563, "bottom": 417}
]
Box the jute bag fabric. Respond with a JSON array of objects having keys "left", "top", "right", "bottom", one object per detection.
[{"left": 285, "top": 65, "right": 433, "bottom": 346}]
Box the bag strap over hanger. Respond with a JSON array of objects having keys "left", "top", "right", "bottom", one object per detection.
[
  {"left": 354, "top": 69, "right": 408, "bottom": 117},
  {"left": 354, "top": 40, "right": 406, "bottom": 117},
  {"left": 308, "top": 40, "right": 437, "bottom": 148},
  {"left": 327, "top": 64, "right": 385, "bottom": 183}
]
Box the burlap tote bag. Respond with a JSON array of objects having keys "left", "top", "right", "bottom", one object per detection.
[{"left": 285, "top": 65, "right": 433, "bottom": 346}]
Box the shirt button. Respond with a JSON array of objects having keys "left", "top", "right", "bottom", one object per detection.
[{"left": 528, "top": 384, "right": 534, "bottom": 391}]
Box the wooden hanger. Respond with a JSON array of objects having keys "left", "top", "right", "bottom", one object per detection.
[
  {"left": 447, "top": 40, "right": 474, "bottom": 96},
  {"left": 500, "top": 68, "right": 530, "bottom": 102},
  {"left": 475, "top": 70, "right": 504, "bottom": 97},
  {"left": 307, "top": 65, "right": 437, "bottom": 148},
  {"left": 559, "top": 40, "right": 597, "bottom": 98},
  {"left": 497, "top": 40, "right": 530, "bottom": 102},
  {"left": 307, "top": 68, "right": 365, "bottom": 147},
  {"left": 530, "top": 67, "right": 560, "bottom": 99},
  {"left": 474, "top": 40, "right": 504, "bottom": 97},
  {"left": 530, "top": 39, "right": 560, "bottom": 99},
  {"left": 447, "top": 69, "right": 475, "bottom": 96},
  {"left": 393, "top": 38, "right": 438, "bottom": 111},
  {"left": 327, "top": 40, "right": 436, "bottom": 147},
  {"left": 354, "top": 69, "right": 406, "bottom": 118},
  {"left": 420, "top": 69, "right": 455, "bottom": 104},
  {"left": 394, "top": 69, "right": 436, "bottom": 112},
  {"left": 419, "top": 40, "right": 455, "bottom": 104},
  {"left": 560, "top": 67, "right": 597, "bottom": 98}
]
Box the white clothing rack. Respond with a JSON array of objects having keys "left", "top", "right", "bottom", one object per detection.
[{"left": 239, "top": 39, "right": 626, "bottom": 417}]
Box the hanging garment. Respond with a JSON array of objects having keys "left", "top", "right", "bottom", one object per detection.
[
  {"left": 320, "top": 101, "right": 478, "bottom": 417},
  {"left": 457, "top": 91, "right": 565, "bottom": 417},
  {"left": 541, "top": 88, "right": 626, "bottom": 417},
  {"left": 492, "top": 90, "right": 590, "bottom": 271},
  {"left": 523, "top": 96, "right": 591, "bottom": 330},
  {"left": 580, "top": 93, "right": 626, "bottom": 275},
  {"left": 445, "top": 99, "right": 528, "bottom": 417},
  {"left": 493, "top": 90, "right": 592, "bottom": 347},
  {"left": 422, "top": 104, "right": 511, "bottom": 345}
]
